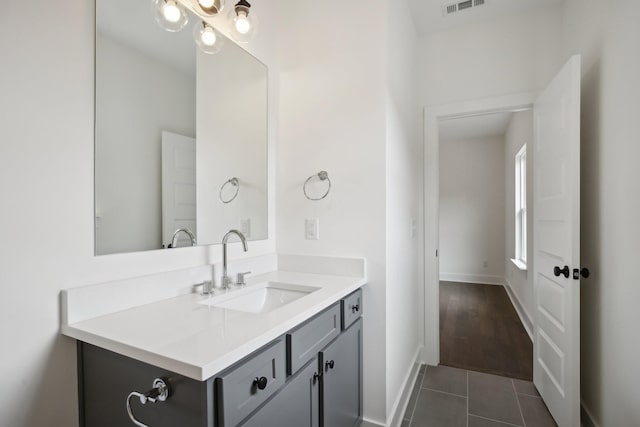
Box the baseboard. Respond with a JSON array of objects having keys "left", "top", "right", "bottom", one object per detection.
[
  {"left": 439, "top": 272, "right": 504, "bottom": 286},
  {"left": 503, "top": 279, "right": 533, "bottom": 341},
  {"left": 581, "top": 401, "right": 600, "bottom": 427},
  {"left": 386, "top": 347, "right": 423, "bottom": 427},
  {"left": 361, "top": 419, "right": 385, "bottom": 427}
]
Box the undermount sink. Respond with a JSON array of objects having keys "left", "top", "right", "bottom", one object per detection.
[{"left": 199, "top": 282, "right": 319, "bottom": 314}]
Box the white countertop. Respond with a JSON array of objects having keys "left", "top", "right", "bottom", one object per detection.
[{"left": 61, "top": 269, "right": 366, "bottom": 381}]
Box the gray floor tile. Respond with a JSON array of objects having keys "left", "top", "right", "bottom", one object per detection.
[
  {"left": 423, "top": 365, "right": 468, "bottom": 397},
  {"left": 517, "top": 394, "right": 557, "bottom": 427},
  {"left": 420, "top": 364, "right": 427, "bottom": 374},
  {"left": 412, "top": 389, "right": 467, "bottom": 427},
  {"left": 468, "top": 371, "right": 524, "bottom": 426},
  {"left": 468, "top": 415, "right": 521, "bottom": 426},
  {"left": 513, "top": 379, "right": 540, "bottom": 397},
  {"left": 401, "top": 419, "right": 411, "bottom": 427}
]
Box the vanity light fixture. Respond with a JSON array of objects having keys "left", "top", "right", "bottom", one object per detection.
[
  {"left": 152, "top": 0, "right": 189, "bottom": 32},
  {"left": 229, "top": 0, "right": 257, "bottom": 43},
  {"left": 193, "top": 21, "right": 224, "bottom": 54},
  {"left": 194, "top": 0, "right": 225, "bottom": 15}
]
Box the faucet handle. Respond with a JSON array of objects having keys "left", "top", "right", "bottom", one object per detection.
[{"left": 236, "top": 271, "right": 252, "bottom": 286}]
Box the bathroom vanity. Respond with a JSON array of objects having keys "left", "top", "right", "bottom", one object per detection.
[{"left": 62, "top": 257, "right": 366, "bottom": 427}]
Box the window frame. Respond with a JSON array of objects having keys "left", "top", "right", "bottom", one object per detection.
[{"left": 514, "top": 144, "right": 527, "bottom": 268}]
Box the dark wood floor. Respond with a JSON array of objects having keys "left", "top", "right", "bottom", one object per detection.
[{"left": 439, "top": 281, "right": 533, "bottom": 380}]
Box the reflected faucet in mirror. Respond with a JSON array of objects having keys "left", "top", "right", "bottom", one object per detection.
[
  {"left": 168, "top": 228, "right": 196, "bottom": 248},
  {"left": 221, "top": 230, "right": 248, "bottom": 289}
]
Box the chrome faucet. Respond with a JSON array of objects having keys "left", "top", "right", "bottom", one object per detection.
[
  {"left": 169, "top": 228, "right": 196, "bottom": 248},
  {"left": 221, "top": 229, "right": 248, "bottom": 288}
]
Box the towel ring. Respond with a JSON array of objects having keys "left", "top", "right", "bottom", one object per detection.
[
  {"left": 303, "top": 171, "right": 331, "bottom": 201},
  {"left": 219, "top": 177, "right": 239, "bottom": 203}
]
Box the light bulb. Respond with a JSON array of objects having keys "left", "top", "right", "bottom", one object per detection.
[
  {"left": 235, "top": 11, "right": 251, "bottom": 34},
  {"left": 199, "top": 0, "right": 215, "bottom": 7},
  {"left": 201, "top": 26, "right": 217, "bottom": 46},
  {"left": 162, "top": 0, "right": 182, "bottom": 23}
]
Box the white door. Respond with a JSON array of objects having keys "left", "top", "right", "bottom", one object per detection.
[
  {"left": 533, "top": 55, "right": 581, "bottom": 427},
  {"left": 161, "top": 131, "right": 197, "bottom": 248}
]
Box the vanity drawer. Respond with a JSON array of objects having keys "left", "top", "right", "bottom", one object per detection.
[
  {"left": 341, "top": 288, "right": 363, "bottom": 330},
  {"left": 216, "top": 339, "right": 286, "bottom": 427},
  {"left": 287, "top": 303, "right": 341, "bottom": 375}
]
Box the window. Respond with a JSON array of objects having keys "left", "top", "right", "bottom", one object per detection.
[{"left": 514, "top": 144, "right": 527, "bottom": 268}]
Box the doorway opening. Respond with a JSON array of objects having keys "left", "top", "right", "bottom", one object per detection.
[{"left": 437, "top": 110, "right": 533, "bottom": 380}]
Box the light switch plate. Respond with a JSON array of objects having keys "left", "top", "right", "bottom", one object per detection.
[
  {"left": 240, "top": 218, "right": 251, "bottom": 238},
  {"left": 305, "top": 218, "right": 319, "bottom": 240}
]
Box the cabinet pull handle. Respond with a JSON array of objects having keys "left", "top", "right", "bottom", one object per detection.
[
  {"left": 325, "top": 360, "right": 335, "bottom": 371},
  {"left": 253, "top": 376, "right": 268, "bottom": 390},
  {"left": 351, "top": 304, "right": 360, "bottom": 313},
  {"left": 313, "top": 372, "right": 321, "bottom": 384}
]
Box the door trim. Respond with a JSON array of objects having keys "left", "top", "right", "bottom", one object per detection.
[{"left": 422, "top": 91, "right": 538, "bottom": 365}]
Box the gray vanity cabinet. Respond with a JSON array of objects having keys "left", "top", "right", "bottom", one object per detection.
[
  {"left": 241, "top": 358, "right": 320, "bottom": 427},
  {"left": 76, "top": 288, "right": 363, "bottom": 427},
  {"left": 320, "top": 318, "right": 363, "bottom": 427}
]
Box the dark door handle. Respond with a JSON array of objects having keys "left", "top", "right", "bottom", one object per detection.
[
  {"left": 253, "top": 377, "right": 268, "bottom": 390},
  {"left": 554, "top": 265, "right": 570, "bottom": 278},
  {"left": 325, "top": 360, "right": 335, "bottom": 371},
  {"left": 574, "top": 267, "right": 590, "bottom": 279},
  {"left": 351, "top": 304, "right": 360, "bottom": 313}
]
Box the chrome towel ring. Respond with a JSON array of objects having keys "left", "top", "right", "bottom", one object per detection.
[
  {"left": 219, "top": 177, "right": 239, "bottom": 203},
  {"left": 303, "top": 171, "right": 331, "bottom": 201}
]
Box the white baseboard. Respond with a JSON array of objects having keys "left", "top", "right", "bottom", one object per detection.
[
  {"left": 439, "top": 272, "right": 504, "bottom": 286},
  {"left": 503, "top": 279, "right": 533, "bottom": 341},
  {"left": 385, "top": 347, "right": 423, "bottom": 427},
  {"left": 581, "top": 401, "right": 600, "bottom": 427},
  {"left": 361, "top": 419, "right": 385, "bottom": 427}
]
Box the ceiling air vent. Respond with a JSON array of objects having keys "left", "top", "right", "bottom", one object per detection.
[{"left": 442, "top": 0, "right": 488, "bottom": 16}]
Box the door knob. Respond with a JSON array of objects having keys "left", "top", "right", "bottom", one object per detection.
[
  {"left": 574, "top": 268, "right": 590, "bottom": 279},
  {"left": 325, "top": 360, "right": 335, "bottom": 371},
  {"left": 554, "top": 265, "right": 570, "bottom": 278}
]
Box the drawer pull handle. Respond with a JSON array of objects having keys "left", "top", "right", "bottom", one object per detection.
[
  {"left": 253, "top": 376, "right": 268, "bottom": 390},
  {"left": 313, "top": 372, "right": 321, "bottom": 384},
  {"left": 351, "top": 304, "right": 360, "bottom": 313},
  {"left": 325, "top": 360, "right": 335, "bottom": 371}
]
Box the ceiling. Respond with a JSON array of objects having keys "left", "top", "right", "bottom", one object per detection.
[
  {"left": 406, "top": 0, "right": 564, "bottom": 36},
  {"left": 438, "top": 111, "right": 517, "bottom": 141}
]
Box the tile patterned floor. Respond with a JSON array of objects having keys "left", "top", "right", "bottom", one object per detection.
[{"left": 402, "top": 365, "right": 557, "bottom": 427}]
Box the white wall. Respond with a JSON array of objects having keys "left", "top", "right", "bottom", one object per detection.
[
  {"left": 95, "top": 34, "right": 196, "bottom": 254},
  {"left": 559, "top": 0, "right": 640, "bottom": 425},
  {"left": 418, "top": 5, "right": 563, "bottom": 107},
  {"left": 385, "top": 0, "right": 423, "bottom": 422},
  {"left": 273, "top": 0, "right": 389, "bottom": 424},
  {"left": 439, "top": 135, "right": 505, "bottom": 284},
  {"left": 503, "top": 110, "right": 534, "bottom": 329},
  {"left": 0, "top": 1, "right": 278, "bottom": 425}
]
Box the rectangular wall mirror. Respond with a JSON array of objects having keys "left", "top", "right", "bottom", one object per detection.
[{"left": 95, "top": 0, "right": 268, "bottom": 255}]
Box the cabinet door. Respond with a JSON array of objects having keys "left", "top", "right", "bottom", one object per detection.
[
  {"left": 242, "top": 358, "right": 320, "bottom": 427},
  {"left": 320, "top": 318, "right": 363, "bottom": 427}
]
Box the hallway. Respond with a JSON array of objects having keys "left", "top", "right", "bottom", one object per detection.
[{"left": 439, "top": 281, "right": 533, "bottom": 380}]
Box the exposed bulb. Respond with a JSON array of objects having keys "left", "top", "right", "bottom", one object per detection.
[
  {"left": 201, "top": 26, "right": 217, "bottom": 46},
  {"left": 162, "top": 0, "right": 182, "bottom": 23},
  {"left": 199, "top": 0, "right": 215, "bottom": 7},
  {"left": 235, "top": 11, "right": 251, "bottom": 34}
]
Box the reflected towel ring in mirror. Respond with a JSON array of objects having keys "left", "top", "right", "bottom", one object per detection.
[
  {"left": 303, "top": 171, "right": 331, "bottom": 201},
  {"left": 220, "top": 177, "right": 240, "bottom": 203}
]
